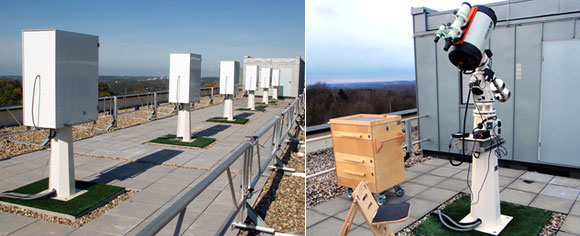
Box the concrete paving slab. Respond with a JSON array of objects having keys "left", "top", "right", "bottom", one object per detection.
[
  {"left": 130, "top": 190, "right": 177, "bottom": 206},
  {"left": 307, "top": 210, "right": 329, "bottom": 228},
  {"left": 403, "top": 170, "right": 422, "bottom": 182},
  {"left": 541, "top": 184, "right": 580, "bottom": 200},
  {"left": 81, "top": 213, "right": 143, "bottom": 235},
  {"left": 107, "top": 200, "right": 163, "bottom": 220},
  {"left": 499, "top": 176, "right": 516, "bottom": 188},
  {"left": 410, "top": 174, "right": 447, "bottom": 187},
  {"left": 451, "top": 169, "right": 470, "bottom": 180},
  {"left": 556, "top": 231, "right": 579, "bottom": 236},
  {"left": 561, "top": 215, "right": 580, "bottom": 235},
  {"left": 68, "top": 228, "right": 118, "bottom": 236},
  {"left": 142, "top": 181, "right": 187, "bottom": 196},
  {"left": 189, "top": 212, "right": 229, "bottom": 233},
  {"left": 406, "top": 163, "right": 438, "bottom": 173},
  {"left": 423, "top": 158, "right": 449, "bottom": 167},
  {"left": 311, "top": 197, "right": 352, "bottom": 217},
  {"left": 396, "top": 182, "right": 430, "bottom": 197},
  {"left": 343, "top": 226, "right": 370, "bottom": 236},
  {"left": 569, "top": 202, "right": 580, "bottom": 216},
  {"left": 415, "top": 187, "right": 457, "bottom": 203},
  {"left": 0, "top": 212, "right": 37, "bottom": 235},
  {"left": 429, "top": 166, "right": 462, "bottom": 177},
  {"left": 500, "top": 188, "right": 537, "bottom": 206},
  {"left": 10, "top": 220, "right": 75, "bottom": 236},
  {"left": 508, "top": 179, "right": 548, "bottom": 193},
  {"left": 436, "top": 178, "right": 469, "bottom": 192},
  {"left": 552, "top": 176, "right": 580, "bottom": 189},
  {"left": 334, "top": 208, "right": 367, "bottom": 226},
  {"left": 530, "top": 195, "right": 574, "bottom": 213},
  {"left": 307, "top": 217, "right": 356, "bottom": 235},
  {"left": 407, "top": 198, "right": 440, "bottom": 218},
  {"left": 440, "top": 162, "right": 469, "bottom": 170},
  {"left": 520, "top": 171, "right": 555, "bottom": 183}
]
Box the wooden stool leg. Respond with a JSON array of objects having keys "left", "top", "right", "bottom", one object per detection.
[
  {"left": 339, "top": 202, "right": 358, "bottom": 236},
  {"left": 370, "top": 224, "right": 394, "bottom": 236}
]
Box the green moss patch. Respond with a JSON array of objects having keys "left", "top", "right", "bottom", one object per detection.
[
  {"left": 206, "top": 117, "right": 249, "bottom": 124},
  {"left": 0, "top": 178, "right": 124, "bottom": 217},
  {"left": 236, "top": 108, "right": 266, "bottom": 112},
  {"left": 412, "top": 195, "right": 552, "bottom": 236},
  {"left": 149, "top": 134, "right": 216, "bottom": 148}
]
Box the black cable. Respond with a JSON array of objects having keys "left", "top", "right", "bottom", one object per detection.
[
  {"left": 450, "top": 86, "right": 472, "bottom": 167},
  {"left": 471, "top": 147, "right": 492, "bottom": 205},
  {"left": 433, "top": 210, "right": 482, "bottom": 232},
  {"left": 31, "top": 75, "right": 41, "bottom": 129}
]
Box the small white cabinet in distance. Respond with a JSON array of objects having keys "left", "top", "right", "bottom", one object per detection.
[
  {"left": 245, "top": 65, "right": 258, "bottom": 91},
  {"left": 169, "top": 53, "right": 202, "bottom": 104},
  {"left": 22, "top": 29, "right": 99, "bottom": 129},
  {"left": 219, "top": 61, "right": 239, "bottom": 95},
  {"left": 260, "top": 67, "right": 271, "bottom": 89},
  {"left": 272, "top": 68, "right": 280, "bottom": 87}
]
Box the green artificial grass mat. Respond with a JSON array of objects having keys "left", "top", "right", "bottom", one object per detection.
[
  {"left": 149, "top": 134, "right": 216, "bottom": 148},
  {"left": 412, "top": 195, "right": 552, "bottom": 236},
  {"left": 256, "top": 101, "right": 277, "bottom": 106},
  {"left": 206, "top": 117, "right": 249, "bottom": 124},
  {"left": 0, "top": 178, "right": 124, "bottom": 217},
  {"left": 236, "top": 108, "right": 266, "bottom": 112}
]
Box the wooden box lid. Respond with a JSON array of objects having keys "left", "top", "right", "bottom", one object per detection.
[{"left": 328, "top": 114, "right": 401, "bottom": 127}]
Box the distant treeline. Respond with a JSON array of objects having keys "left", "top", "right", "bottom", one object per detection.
[
  {"left": 0, "top": 76, "right": 220, "bottom": 106},
  {"left": 306, "top": 82, "right": 416, "bottom": 126}
]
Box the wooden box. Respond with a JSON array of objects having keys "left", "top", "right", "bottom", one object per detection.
[{"left": 329, "top": 114, "right": 405, "bottom": 193}]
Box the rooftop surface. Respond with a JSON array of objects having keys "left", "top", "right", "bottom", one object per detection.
[
  {"left": 307, "top": 158, "right": 580, "bottom": 235},
  {"left": 0, "top": 97, "right": 295, "bottom": 235}
]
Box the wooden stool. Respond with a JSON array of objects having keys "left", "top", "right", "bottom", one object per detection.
[{"left": 339, "top": 181, "right": 411, "bottom": 236}]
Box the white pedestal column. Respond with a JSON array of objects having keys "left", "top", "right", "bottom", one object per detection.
[
  {"left": 224, "top": 98, "right": 234, "bottom": 121},
  {"left": 461, "top": 148, "right": 512, "bottom": 235},
  {"left": 176, "top": 103, "right": 192, "bottom": 142},
  {"left": 49, "top": 126, "right": 76, "bottom": 200},
  {"left": 272, "top": 87, "right": 278, "bottom": 100},
  {"left": 248, "top": 92, "right": 256, "bottom": 111},
  {"left": 262, "top": 89, "right": 269, "bottom": 104}
]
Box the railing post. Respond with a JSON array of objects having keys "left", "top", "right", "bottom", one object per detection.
[
  {"left": 211, "top": 87, "right": 214, "bottom": 98},
  {"left": 150, "top": 92, "right": 158, "bottom": 120},
  {"left": 405, "top": 119, "right": 414, "bottom": 159},
  {"left": 173, "top": 209, "right": 186, "bottom": 236},
  {"left": 112, "top": 96, "right": 118, "bottom": 127}
]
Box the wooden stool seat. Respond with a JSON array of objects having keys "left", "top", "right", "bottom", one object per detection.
[
  {"left": 372, "top": 202, "right": 410, "bottom": 224},
  {"left": 340, "top": 181, "right": 411, "bottom": 236}
]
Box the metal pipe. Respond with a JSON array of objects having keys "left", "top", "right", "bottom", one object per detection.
[
  {"left": 402, "top": 114, "right": 428, "bottom": 122},
  {"left": 412, "top": 138, "right": 430, "bottom": 145},
  {"left": 305, "top": 134, "right": 331, "bottom": 143},
  {"left": 306, "top": 167, "right": 336, "bottom": 179},
  {"left": 137, "top": 142, "right": 251, "bottom": 236}
]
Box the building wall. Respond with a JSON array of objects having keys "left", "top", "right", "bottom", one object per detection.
[
  {"left": 412, "top": 0, "right": 580, "bottom": 167},
  {"left": 242, "top": 56, "right": 305, "bottom": 98}
]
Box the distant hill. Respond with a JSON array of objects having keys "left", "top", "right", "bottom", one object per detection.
[
  {"left": 0, "top": 75, "right": 219, "bottom": 86},
  {"left": 306, "top": 80, "right": 416, "bottom": 126},
  {"left": 0, "top": 75, "right": 220, "bottom": 105},
  {"left": 324, "top": 80, "right": 415, "bottom": 89}
]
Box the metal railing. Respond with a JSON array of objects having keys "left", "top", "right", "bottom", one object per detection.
[
  {"left": 0, "top": 86, "right": 228, "bottom": 128},
  {"left": 137, "top": 94, "right": 304, "bottom": 236},
  {"left": 305, "top": 114, "right": 429, "bottom": 179},
  {"left": 0, "top": 87, "right": 232, "bottom": 142}
]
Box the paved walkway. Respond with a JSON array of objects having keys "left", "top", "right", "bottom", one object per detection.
[
  {"left": 0, "top": 98, "right": 293, "bottom": 236},
  {"left": 307, "top": 158, "right": 580, "bottom": 236}
]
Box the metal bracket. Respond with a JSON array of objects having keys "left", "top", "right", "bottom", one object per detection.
[{"left": 451, "top": 137, "right": 505, "bottom": 155}]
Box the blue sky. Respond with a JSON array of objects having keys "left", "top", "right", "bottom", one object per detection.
[
  {"left": 306, "top": 0, "right": 498, "bottom": 84},
  {"left": 0, "top": 0, "right": 304, "bottom": 77}
]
